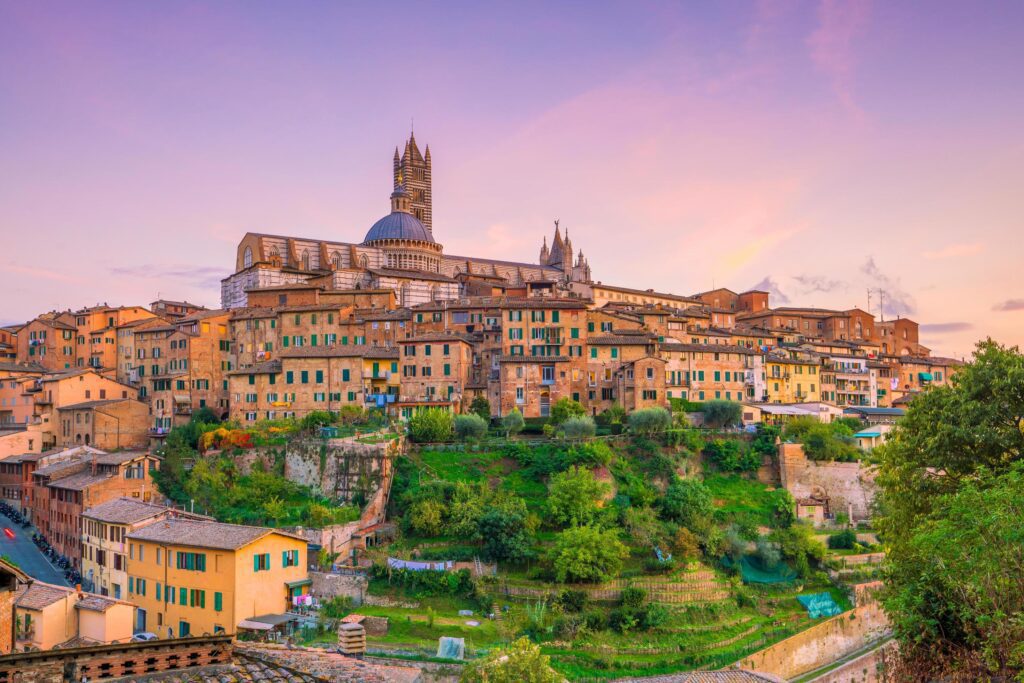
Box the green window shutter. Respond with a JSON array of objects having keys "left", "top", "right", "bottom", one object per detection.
[
  {"left": 180, "top": 587, "right": 187, "bottom": 605},
  {"left": 129, "top": 577, "right": 134, "bottom": 593},
  {"left": 286, "top": 371, "right": 293, "bottom": 384},
  {"left": 283, "top": 336, "right": 289, "bottom": 347},
  {"left": 443, "top": 344, "right": 450, "bottom": 355},
  {"left": 443, "top": 364, "right": 450, "bottom": 376},
  {"left": 254, "top": 554, "right": 259, "bottom": 572},
  {"left": 342, "top": 369, "right": 350, "bottom": 381},
  {"left": 316, "top": 370, "right": 323, "bottom": 383},
  {"left": 282, "top": 550, "right": 287, "bottom": 567},
  {"left": 311, "top": 334, "right": 318, "bottom": 347},
  {"left": 301, "top": 371, "right": 308, "bottom": 384},
  {"left": 214, "top": 592, "right": 223, "bottom": 612},
  {"left": 590, "top": 348, "right": 597, "bottom": 359},
  {"left": 347, "top": 391, "right": 355, "bottom": 401}
]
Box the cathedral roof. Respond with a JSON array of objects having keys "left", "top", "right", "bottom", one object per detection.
[{"left": 363, "top": 211, "right": 435, "bottom": 244}]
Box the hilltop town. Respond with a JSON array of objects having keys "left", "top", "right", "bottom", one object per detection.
[{"left": 0, "top": 136, "right": 974, "bottom": 682}]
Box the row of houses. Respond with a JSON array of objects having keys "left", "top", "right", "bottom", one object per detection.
[{"left": 1, "top": 289, "right": 961, "bottom": 446}]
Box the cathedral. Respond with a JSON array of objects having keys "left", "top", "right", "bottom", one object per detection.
[{"left": 222, "top": 134, "right": 592, "bottom": 308}]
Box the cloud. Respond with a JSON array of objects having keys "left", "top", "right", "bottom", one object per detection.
[
  {"left": 109, "top": 264, "right": 226, "bottom": 290},
  {"left": 993, "top": 299, "right": 1024, "bottom": 312},
  {"left": 923, "top": 242, "right": 985, "bottom": 260},
  {"left": 806, "top": 0, "right": 871, "bottom": 115},
  {"left": 920, "top": 322, "right": 973, "bottom": 334},
  {"left": 792, "top": 274, "right": 846, "bottom": 294},
  {"left": 749, "top": 276, "right": 791, "bottom": 305},
  {"left": 860, "top": 257, "right": 915, "bottom": 317},
  {"left": 0, "top": 262, "right": 80, "bottom": 284}
]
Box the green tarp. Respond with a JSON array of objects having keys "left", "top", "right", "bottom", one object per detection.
[
  {"left": 723, "top": 556, "right": 799, "bottom": 584},
  {"left": 798, "top": 592, "right": 843, "bottom": 619}
]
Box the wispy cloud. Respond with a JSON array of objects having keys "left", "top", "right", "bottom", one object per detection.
[
  {"left": 109, "top": 264, "right": 225, "bottom": 290},
  {"left": 861, "top": 257, "right": 916, "bottom": 317},
  {"left": 750, "top": 276, "right": 791, "bottom": 305},
  {"left": 923, "top": 242, "right": 985, "bottom": 260},
  {"left": 792, "top": 274, "right": 846, "bottom": 294},
  {"left": 0, "top": 263, "right": 80, "bottom": 284},
  {"left": 993, "top": 299, "right": 1024, "bottom": 312},
  {"left": 920, "top": 322, "right": 973, "bottom": 334},
  {"left": 806, "top": 0, "right": 871, "bottom": 116}
]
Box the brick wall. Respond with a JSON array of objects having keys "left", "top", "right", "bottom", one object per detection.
[
  {"left": 0, "top": 634, "right": 233, "bottom": 683},
  {"left": 805, "top": 639, "right": 897, "bottom": 683}
]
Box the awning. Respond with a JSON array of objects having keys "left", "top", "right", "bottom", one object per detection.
[
  {"left": 918, "top": 372, "right": 933, "bottom": 381},
  {"left": 236, "top": 620, "right": 273, "bottom": 631},
  {"left": 173, "top": 394, "right": 190, "bottom": 403},
  {"left": 241, "top": 613, "right": 296, "bottom": 628},
  {"left": 285, "top": 578, "right": 312, "bottom": 589}
]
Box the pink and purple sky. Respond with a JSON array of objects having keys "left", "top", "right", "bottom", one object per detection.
[{"left": 1, "top": 1, "right": 1022, "bottom": 357}]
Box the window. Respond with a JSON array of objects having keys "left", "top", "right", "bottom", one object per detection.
[
  {"left": 254, "top": 553, "right": 271, "bottom": 572},
  {"left": 342, "top": 369, "right": 350, "bottom": 382},
  {"left": 214, "top": 592, "right": 223, "bottom": 612},
  {"left": 176, "top": 551, "right": 207, "bottom": 571},
  {"left": 301, "top": 371, "right": 309, "bottom": 384},
  {"left": 282, "top": 549, "right": 300, "bottom": 567}
]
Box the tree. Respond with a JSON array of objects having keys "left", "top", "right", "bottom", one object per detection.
[
  {"left": 660, "top": 477, "right": 713, "bottom": 530},
  {"left": 502, "top": 408, "right": 525, "bottom": 437},
  {"left": 622, "top": 506, "right": 662, "bottom": 547},
  {"left": 551, "top": 525, "right": 628, "bottom": 583},
  {"left": 550, "top": 397, "right": 586, "bottom": 425},
  {"left": 454, "top": 413, "right": 488, "bottom": 442},
  {"left": 407, "top": 499, "right": 445, "bottom": 537},
  {"left": 560, "top": 416, "right": 596, "bottom": 440},
  {"left": 704, "top": 439, "right": 760, "bottom": 472},
  {"left": 702, "top": 400, "right": 742, "bottom": 429},
  {"left": 478, "top": 506, "right": 534, "bottom": 563},
  {"left": 459, "top": 637, "right": 565, "bottom": 683},
  {"left": 875, "top": 341, "right": 1024, "bottom": 678},
  {"left": 671, "top": 527, "right": 700, "bottom": 563},
  {"left": 469, "top": 395, "right": 492, "bottom": 421},
  {"left": 770, "top": 488, "right": 797, "bottom": 529},
  {"left": 300, "top": 410, "right": 335, "bottom": 430},
  {"left": 627, "top": 407, "right": 672, "bottom": 435},
  {"left": 408, "top": 408, "right": 454, "bottom": 442},
  {"left": 547, "top": 466, "right": 609, "bottom": 527}
]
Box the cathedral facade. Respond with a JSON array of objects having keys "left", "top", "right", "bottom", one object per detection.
[{"left": 222, "top": 134, "right": 593, "bottom": 309}]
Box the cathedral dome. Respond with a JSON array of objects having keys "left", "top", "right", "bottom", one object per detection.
[{"left": 363, "top": 211, "right": 434, "bottom": 244}]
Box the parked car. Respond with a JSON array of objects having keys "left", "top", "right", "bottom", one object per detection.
[{"left": 131, "top": 632, "right": 159, "bottom": 642}]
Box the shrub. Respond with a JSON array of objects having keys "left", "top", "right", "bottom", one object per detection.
[
  {"left": 469, "top": 395, "right": 492, "bottom": 420},
  {"left": 671, "top": 527, "right": 701, "bottom": 563},
  {"left": 454, "top": 413, "right": 488, "bottom": 442},
  {"left": 300, "top": 410, "right": 335, "bottom": 431},
  {"left": 754, "top": 538, "right": 782, "bottom": 569},
  {"left": 660, "top": 477, "right": 713, "bottom": 530},
  {"left": 702, "top": 400, "right": 743, "bottom": 429},
  {"left": 408, "top": 499, "right": 445, "bottom": 536},
  {"left": 561, "top": 416, "right": 596, "bottom": 440},
  {"left": 621, "top": 586, "right": 647, "bottom": 610},
  {"left": 408, "top": 408, "right": 454, "bottom": 442},
  {"left": 595, "top": 403, "right": 626, "bottom": 427},
  {"left": 752, "top": 424, "right": 781, "bottom": 456},
  {"left": 705, "top": 439, "right": 760, "bottom": 472},
  {"left": 551, "top": 525, "right": 629, "bottom": 583},
  {"left": 827, "top": 528, "right": 858, "bottom": 550},
  {"left": 628, "top": 407, "right": 672, "bottom": 435},
  {"left": 564, "top": 440, "right": 613, "bottom": 467},
  {"left": 336, "top": 405, "right": 366, "bottom": 425},
  {"left": 478, "top": 507, "right": 534, "bottom": 563},
  {"left": 556, "top": 589, "right": 588, "bottom": 613},
  {"left": 550, "top": 397, "right": 586, "bottom": 425},
  {"left": 459, "top": 638, "right": 563, "bottom": 682},
  {"left": 771, "top": 489, "right": 797, "bottom": 529},
  {"left": 502, "top": 408, "right": 525, "bottom": 437},
  {"left": 547, "top": 465, "right": 609, "bottom": 527}
]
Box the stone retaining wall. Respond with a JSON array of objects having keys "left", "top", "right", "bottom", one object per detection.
[{"left": 738, "top": 601, "right": 890, "bottom": 680}]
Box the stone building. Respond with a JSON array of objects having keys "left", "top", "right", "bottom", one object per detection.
[
  {"left": 397, "top": 333, "right": 474, "bottom": 409},
  {"left": 222, "top": 135, "right": 592, "bottom": 310}
]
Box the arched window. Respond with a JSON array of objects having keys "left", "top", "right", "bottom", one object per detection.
[
  {"left": 301, "top": 250, "right": 310, "bottom": 270},
  {"left": 431, "top": 284, "right": 440, "bottom": 301},
  {"left": 331, "top": 252, "right": 341, "bottom": 269},
  {"left": 358, "top": 254, "right": 369, "bottom": 269},
  {"left": 269, "top": 246, "right": 279, "bottom": 258},
  {"left": 243, "top": 246, "right": 253, "bottom": 268}
]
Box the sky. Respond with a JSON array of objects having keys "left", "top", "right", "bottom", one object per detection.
[{"left": 1, "top": 1, "right": 1022, "bottom": 358}]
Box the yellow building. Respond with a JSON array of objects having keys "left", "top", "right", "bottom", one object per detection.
[
  {"left": 81, "top": 498, "right": 192, "bottom": 600},
  {"left": 125, "top": 519, "right": 308, "bottom": 637},
  {"left": 764, "top": 357, "right": 820, "bottom": 404},
  {"left": 15, "top": 581, "right": 134, "bottom": 650}
]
